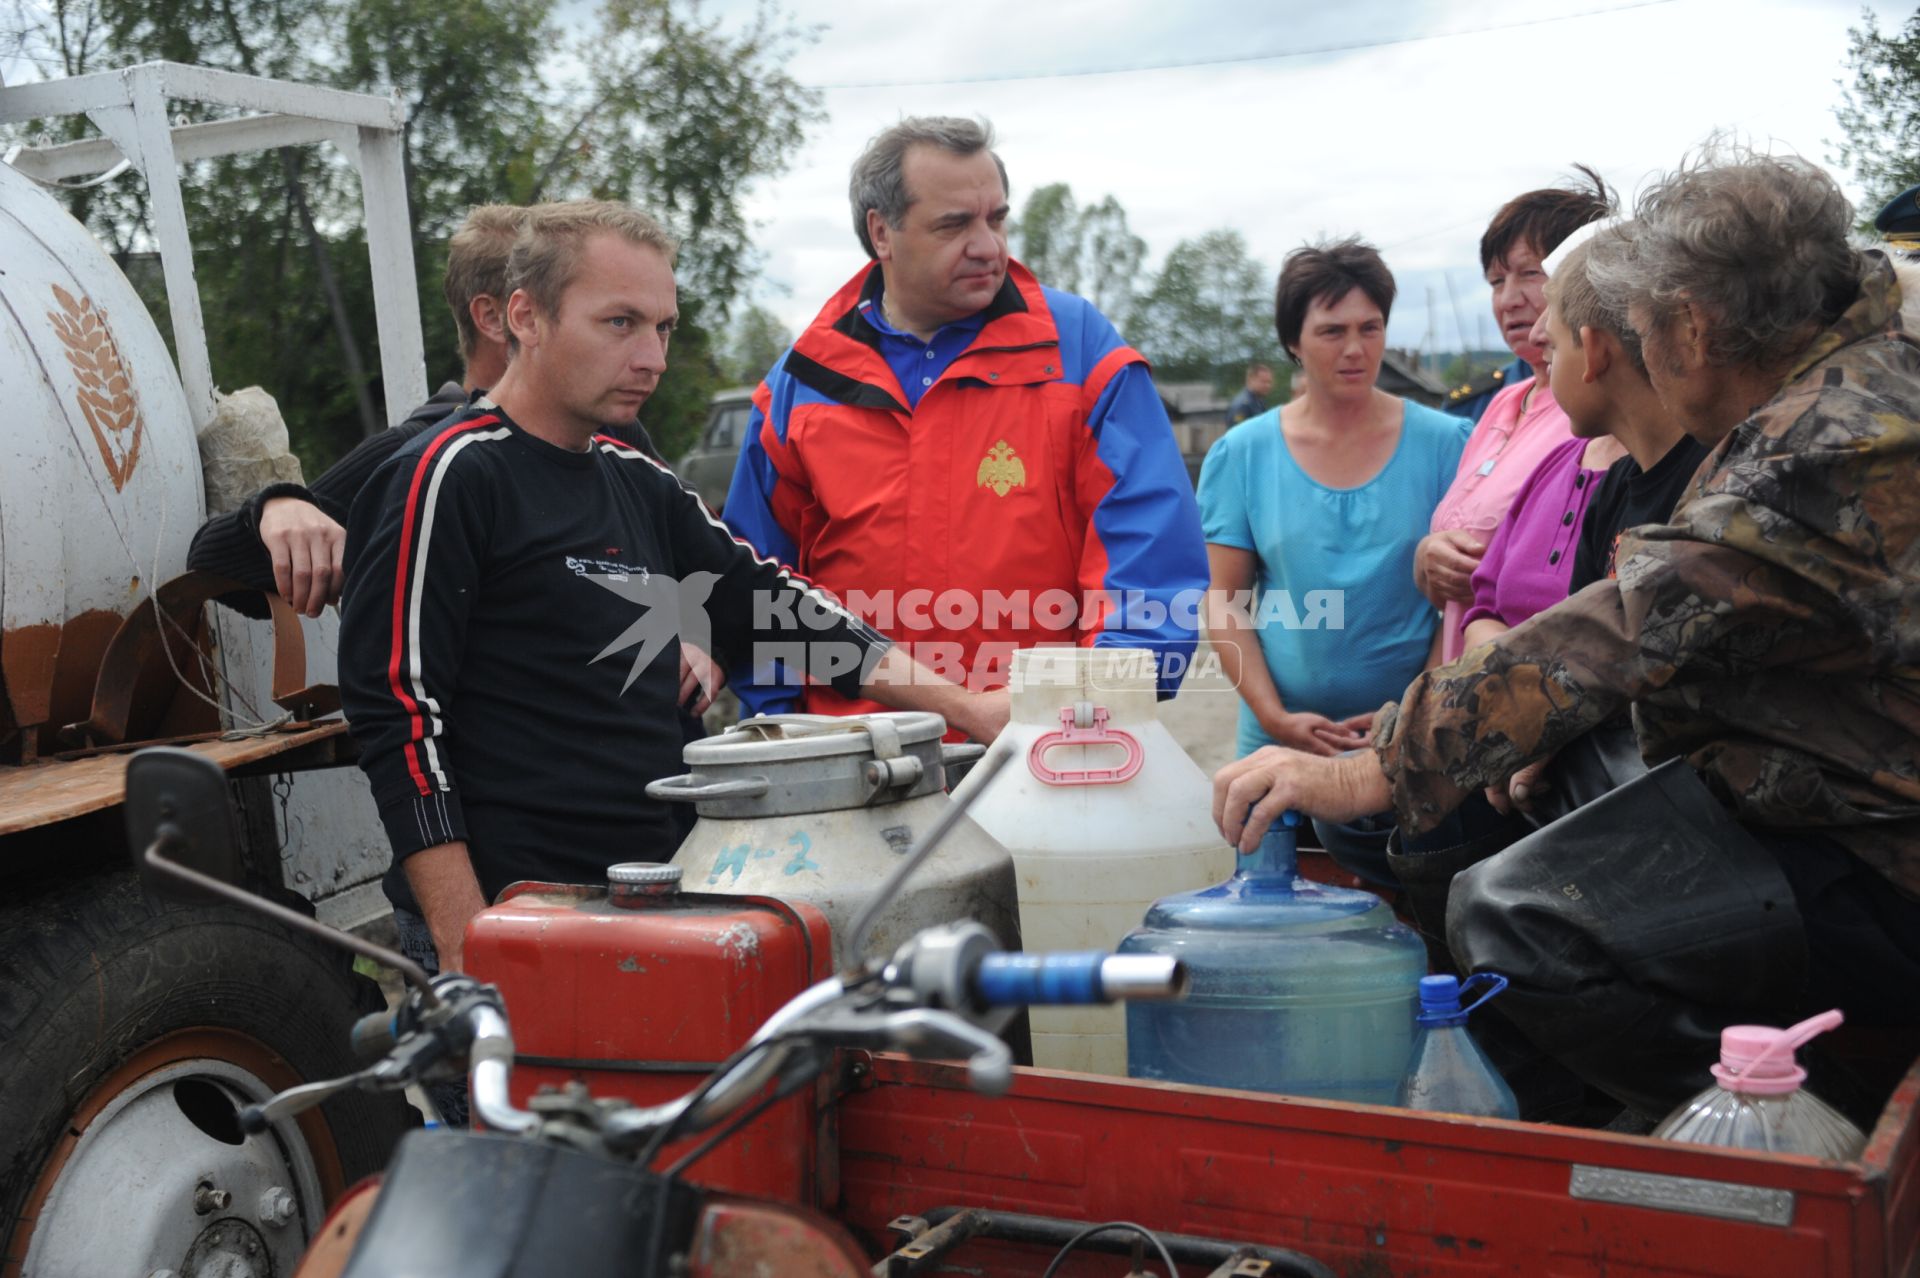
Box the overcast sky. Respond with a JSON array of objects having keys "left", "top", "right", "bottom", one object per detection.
[{"left": 711, "top": 0, "right": 1911, "bottom": 357}]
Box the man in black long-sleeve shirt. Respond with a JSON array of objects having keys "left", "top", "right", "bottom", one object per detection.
[
  {"left": 340, "top": 201, "right": 1007, "bottom": 977},
  {"left": 188, "top": 206, "right": 671, "bottom": 619}
]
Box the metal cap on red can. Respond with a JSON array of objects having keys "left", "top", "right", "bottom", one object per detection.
[{"left": 607, "top": 862, "right": 682, "bottom": 906}]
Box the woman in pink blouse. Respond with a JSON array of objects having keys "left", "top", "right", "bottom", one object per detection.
[{"left": 1416, "top": 168, "right": 1613, "bottom": 661}]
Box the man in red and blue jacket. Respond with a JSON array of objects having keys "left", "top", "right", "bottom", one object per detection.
[{"left": 725, "top": 116, "right": 1208, "bottom": 716}]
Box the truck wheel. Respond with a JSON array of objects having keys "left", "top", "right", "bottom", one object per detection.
[{"left": 0, "top": 871, "right": 411, "bottom": 1278}]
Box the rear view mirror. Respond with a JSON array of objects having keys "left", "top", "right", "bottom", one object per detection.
[
  {"left": 122, "top": 749, "right": 444, "bottom": 998},
  {"left": 125, "top": 746, "right": 243, "bottom": 899}
]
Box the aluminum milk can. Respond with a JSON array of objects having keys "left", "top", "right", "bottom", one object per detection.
[{"left": 652, "top": 712, "right": 1020, "bottom": 969}]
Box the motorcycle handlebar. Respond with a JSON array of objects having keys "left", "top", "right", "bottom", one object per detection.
[
  {"left": 393, "top": 934, "right": 1190, "bottom": 1153},
  {"left": 972, "top": 952, "right": 1187, "bottom": 1007}
]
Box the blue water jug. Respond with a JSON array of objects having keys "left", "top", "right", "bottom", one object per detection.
[
  {"left": 1396, "top": 973, "right": 1520, "bottom": 1119},
  {"left": 1119, "top": 811, "right": 1426, "bottom": 1104}
]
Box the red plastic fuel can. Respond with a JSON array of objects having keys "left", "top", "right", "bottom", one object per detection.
[{"left": 463, "top": 866, "right": 833, "bottom": 1203}]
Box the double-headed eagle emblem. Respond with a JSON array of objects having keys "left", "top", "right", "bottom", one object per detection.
[{"left": 975, "top": 440, "right": 1026, "bottom": 497}]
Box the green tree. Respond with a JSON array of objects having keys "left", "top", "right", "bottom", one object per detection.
[
  {"left": 1011, "top": 183, "right": 1147, "bottom": 329},
  {"left": 2, "top": 0, "right": 817, "bottom": 468},
  {"left": 1130, "top": 229, "right": 1276, "bottom": 389},
  {"left": 1835, "top": 8, "right": 1920, "bottom": 223},
  {"left": 720, "top": 304, "right": 793, "bottom": 387},
  {"left": 1076, "top": 194, "right": 1146, "bottom": 331},
  {"left": 1012, "top": 182, "right": 1082, "bottom": 290}
]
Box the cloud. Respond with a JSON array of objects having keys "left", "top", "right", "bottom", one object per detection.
[{"left": 721, "top": 0, "right": 1907, "bottom": 355}]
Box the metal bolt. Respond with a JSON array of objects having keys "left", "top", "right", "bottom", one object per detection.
[
  {"left": 257, "top": 1187, "right": 298, "bottom": 1228},
  {"left": 193, "top": 1181, "right": 231, "bottom": 1215}
]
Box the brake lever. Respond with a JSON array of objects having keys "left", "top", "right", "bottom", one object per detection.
[
  {"left": 803, "top": 1005, "right": 1013, "bottom": 1097},
  {"left": 238, "top": 1064, "right": 388, "bottom": 1133},
  {"left": 883, "top": 1009, "right": 1013, "bottom": 1096}
]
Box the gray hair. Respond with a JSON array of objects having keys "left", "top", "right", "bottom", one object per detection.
[
  {"left": 1584, "top": 146, "right": 1860, "bottom": 371},
  {"left": 1547, "top": 232, "right": 1645, "bottom": 375},
  {"left": 849, "top": 116, "right": 1010, "bottom": 258}
]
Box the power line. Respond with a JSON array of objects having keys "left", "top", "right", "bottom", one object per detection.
[{"left": 810, "top": 0, "right": 1678, "bottom": 91}]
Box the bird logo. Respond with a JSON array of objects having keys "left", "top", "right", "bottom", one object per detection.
[
  {"left": 585, "top": 569, "right": 720, "bottom": 694},
  {"left": 976, "top": 440, "right": 1026, "bottom": 497}
]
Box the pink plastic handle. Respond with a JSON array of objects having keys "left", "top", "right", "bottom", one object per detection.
[{"left": 1027, "top": 706, "right": 1144, "bottom": 786}]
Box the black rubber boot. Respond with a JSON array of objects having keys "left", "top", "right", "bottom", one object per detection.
[
  {"left": 1448, "top": 761, "right": 1807, "bottom": 1118},
  {"left": 1385, "top": 795, "right": 1532, "bottom": 976}
]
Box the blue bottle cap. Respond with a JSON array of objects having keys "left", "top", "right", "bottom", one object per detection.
[
  {"left": 1417, "top": 975, "right": 1464, "bottom": 1025},
  {"left": 1417, "top": 972, "right": 1508, "bottom": 1027}
]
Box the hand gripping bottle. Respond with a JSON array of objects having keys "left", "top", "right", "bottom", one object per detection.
[
  {"left": 1652, "top": 1010, "right": 1866, "bottom": 1159},
  {"left": 1120, "top": 810, "right": 1425, "bottom": 1104},
  {"left": 1396, "top": 973, "right": 1520, "bottom": 1119}
]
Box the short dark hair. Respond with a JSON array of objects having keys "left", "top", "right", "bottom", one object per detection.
[
  {"left": 1274, "top": 238, "right": 1397, "bottom": 362},
  {"left": 1479, "top": 164, "right": 1613, "bottom": 273}
]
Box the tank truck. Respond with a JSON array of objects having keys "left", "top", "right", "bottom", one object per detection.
[{"left": 0, "top": 62, "right": 421, "bottom": 1277}]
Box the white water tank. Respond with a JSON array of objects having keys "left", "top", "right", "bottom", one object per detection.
[
  {"left": 0, "top": 159, "right": 202, "bottom": 745},
  {"left": 950, "top": 647, "right": 1234, "bottom": 1075}
]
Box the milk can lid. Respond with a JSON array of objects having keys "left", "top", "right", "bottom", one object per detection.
[{"left": 682, "top": 711, "right": 947, "bottom": 766}]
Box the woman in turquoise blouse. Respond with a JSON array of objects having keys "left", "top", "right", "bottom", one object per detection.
[{"left": 1198, "top": 238, "right": 1469, "bottom": 881}]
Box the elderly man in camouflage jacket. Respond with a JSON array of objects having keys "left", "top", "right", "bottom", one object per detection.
[{"left": 1214, "top": 150, "right": 1920, "bottom": 1120}]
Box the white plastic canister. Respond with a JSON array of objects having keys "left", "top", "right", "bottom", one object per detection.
[{"left": 950, "top": 647, "right": 1233, "bottom": 1074}]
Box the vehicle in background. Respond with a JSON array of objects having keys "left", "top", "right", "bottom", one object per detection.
[{"left": 676, "top": 387, "right": 754, "bottom": 514}]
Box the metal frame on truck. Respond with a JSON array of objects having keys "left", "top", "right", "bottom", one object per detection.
[{"left": 0, "top": 62, "right": 426, "bottom": 1278}]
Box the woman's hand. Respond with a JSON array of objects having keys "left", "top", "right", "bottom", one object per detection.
[
  {"left": 1260, "top": 711, "right": 1359, "bottom": 757},
  {"left": 1415, "top": 529, "right": 1487, "bottom": 606},
  {"left": 1326, "top": 712, "right": 1375, "bottom": 749},
  {"left": 1212, "top": 746, "right": 1394, "bottom": 853}
]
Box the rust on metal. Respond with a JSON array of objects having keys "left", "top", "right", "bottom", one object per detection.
[
  {"left": 77, "top": 570, "right": 324, "bottom": 746},
  {"left": 283, "top": 1180, "right": 379, "bottom": 1278},
  {"left": 45, "top": 608, "right": 124, "bottom": 747},
  {"left": 0, "top": 1027, "right": 344, "bottom": 1278},
  {"left": 264, "top": 590, "right": 340, "bottom": 719},
  {"left": 0, "top": 721, "right": 349, "bottom": 838},
  {"left": 1, "top": 621, "right": 61, "bottom": 745},
  {"left": 875, "top": 1207, "right": 991, "bottom": 1275},
  {"left": 687, "top": 1197, "right": 868, "bottom": 1278}
]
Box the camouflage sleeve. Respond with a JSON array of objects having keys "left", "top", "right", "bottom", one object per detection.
[{"left": 1371, "top": 506, "right": 1861, "bottom": 834}]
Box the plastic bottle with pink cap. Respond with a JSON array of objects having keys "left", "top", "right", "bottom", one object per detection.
[{"left": 1651, "top": 1010, "right": 1866, "bottom": 1159}]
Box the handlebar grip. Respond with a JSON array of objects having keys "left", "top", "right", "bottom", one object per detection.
[
  {"left": 350, "top": 1008, "right": 400, "bottom": 1063},
  {"left": 972, "top": 953, "right": 1187, "bottom": 1007}
]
